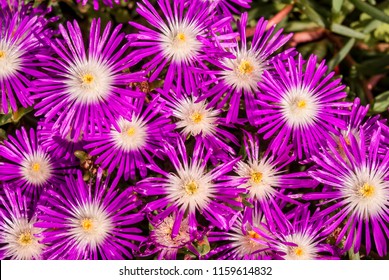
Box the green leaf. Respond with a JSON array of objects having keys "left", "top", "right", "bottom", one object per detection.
[
  {"left": 332, "top": 0, "right": 344, "bottom": 13},
  {"left": 0, "top": 128, "right": 7, "bottom": 140},
  {"left": 11, "top": 106, "right": 33, "bottom": 123},
  {"left": 0, "top": 113, "right": 12, "bottom": 126},
  {"left": 327, "top": 38, "right": 356, "bottom": 71},
  {"left": 297, "top": 0, "right": 326, "bottom": 27},
  {"left": 372, "top": 91, "right": 389, "bottom": 113},
  {"left": 331, "top": 23, "right": 366, "bottom": 39},
  {"left": 350, "top": 0, "right": 389, "bottom": 24}
]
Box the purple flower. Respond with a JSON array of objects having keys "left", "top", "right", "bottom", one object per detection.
[
  {"left": 33, "top": 19, "right": 144, "bottom": 141},
  {"left": 305, "top": 127, "right": 389, "bottom": 257},
  {"left": 139, "top": 214, "right": 198, "bottom": 260},
  {"left": 0, "top": 187, "right": 45, "bottom": 260},
  {"left": 233, "top": 131, "right": 317, "bottom": 208},
  {"left": 0, "top": 127, "right": 75, "bottom": 198},
  {"left": 0, "top": 3, "right": 52, "bottom": 114},
  {"left": 84, "top": 96, "right": 175, "bottom": 183},
  {"left": 206, "top": 206, "right": 279, "bottom": 260},
  {"left": 199, "top": 12, "right": 293, "bottom": 124},
  {"left": 159, "top": 89, "right": 239, "bottom": 160},
  {"left": 128, "top": 0, "right": 236, "bottom": 95},
  {"left": 256, "top": 54, "right": 352, "bottom": 160},
  {"left": 136, "top": 138, "right": 245, "bottom": 238},
  {"left": 272, "top": 205, "right": 339, "bottom": 260},
  {"left": 36, "top": 172, "right": 146, "bottom": 259}
]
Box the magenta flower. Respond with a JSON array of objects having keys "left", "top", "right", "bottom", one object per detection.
[
  {"left": 159, "top": 88, "right": 239, "bottom": 160},
  {"left": 256, "top": 54, "right": 352, "bottom": 159},
  {"left": 305, "top": 128, "right": 389, "bottom": 257},
  {"left": 136, "top": 138, "right": 245, "bottom": 238},
  {"left": 128, "top": 0, "right": 236, "bottom": 95},
  {"left": 0, "top": 127, "right": 75, "bottom": 198},
  {"left": 206, "top": 206, "right": 279, "bottom": 260},
  {"left": 205, "top": 0, "right": 252, "bottom": 16},
  {"left": 199, "top": 12, "right": 293, "bottom": 124},
  {"left": 272, "top": 205, "right": 339, "bottom": 260},
  {"left": 0, "top": 4, "right": 51, "bottom": 114},
  {"left": 0, "top": 187, "right": 45, "bottom": 260},
  {"left": 33, "top": 19, "right": 144, "bottom": 141},
  {"left": 84, "top": 96, "right": 175, "bottom": 183},
  {"left": 36, "top": 172, "right": 146, "bottom": 259}
]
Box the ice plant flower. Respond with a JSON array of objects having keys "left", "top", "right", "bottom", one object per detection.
[
  {"left": 200, "top": 12, "right": 293, "bottom": 124},
  {"left": 84, "top": 96, "right": 175, "bottom": 182},
  {"left": 36, "top": 172, "right": 146, "bottom": 259},
  {"left": 136, "top": 138, "right": 245, "bottom": 238},
  {"left": 76, "top": 0, "right": 123, "bottom": 10},
  {"left": 161, "top": 91, "right": 239, "bottom": 159},
  {"left": 0, "top": 127, "right": 74, "bottom": 197},
  {"left": 139, "top": 214, "right": 198, "bottom": 260},
  {"left": 206, "top": 206, "right": 279, "bottom": 260},
  {"left": 33, "top": 19, "right": 144, "bottom": 141},
  {"left": 256, "top": 54, "right": 351, "bottom": 159},
  {"left": 128, "top": 0, "right": 236, "bottom": 95},
  {"left": 234, "top": 131, "right": 317, "bottom": 210},
  {"left": 0, "top": 187, "right": 44, "bottom": 260},
  {"left": 0, "top": 4, "right": 51, "bottom": 114},
  {"left": 273, "top": 206, "right": 338, "bottom": 260},
  {"left": 305, "top": 128, "right": 389, "bottom": 257}
]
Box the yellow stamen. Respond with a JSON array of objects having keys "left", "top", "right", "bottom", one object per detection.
[
  {"left": 297, "top": 100, "right": 306, "bottom": 109},
  {"left": 82, "top": 73, "right": 94, "bottom": 85},
  {"left": 294, "top": 247, "right": 304, "bottom": 256},
  {"left": 18, "top": 231, "right": 33, "bottom": 246},
  {"left": 190, "top": 112, "right": 203, "bottom": 124},
  {"left": 32, "top": 163, "right": 40, "bottom": 172},
  {"left": 359, "top": 183, "right": 375, "bottom": 198},
  {"left": 176, "top": 33, "right": 186, "bottom": 42},
  {"left": 0, "top": 50, "right": 5, "bottom": 59},
  {"left": 126, "top": 127, "right": 136, "bottom": 136},
  {"left": 81, "top": 218, "right": 93, "bottom": 232},
  {"left": 238, "top": 60, "right": 254, "bottom": 74},
  {"left": 248, "top": 230, "right": 260, "bottom": 239},
  {"left": 251, "top": 171, "right": 263, "bottom": 184},
  {"left": 184, "top": 181, "right": 198, "bottom": 195}
]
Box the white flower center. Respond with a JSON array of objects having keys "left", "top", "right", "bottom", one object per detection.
[
  {"left": 222, "top": 49, "right": 265, "bottom": 92},
  {"left": 236, "top": 159, "right": 279, "bottom": 200},
  {"left": 1, "top": 217, "right": 44, "bottom": 260},
  {"left": 342, "top": 165, "right": 389, "bottom": 219},
  {"left": 279, "top": 233, "right": 317, "bottom": 260},
  {"left": 0, "top": 39, "right": 22, "bottom": 79},
  {"left": 280, "top": 86, "right": 319, "bottom": 128},
  {"left": 65, "top": 58, "right": 114, "bottom": 104},
  {"left": 68, "top": 202, "right": 112, "bottom": 250},
  {"left": 173, "top": 96, "right": 217, "bottom": 137},
  {"left": 160, "top": 19, "right": 202, "bottom": 63},
  {"left": 21, "top": 152, "right": 53, "bottom": 186},
  {"left": 153, "top": 216, "right": 190, "bottom": 248},
  {"left": 166, "top": 163, "right": 214, "bottom": 213},
  {"left": 111, "top": 117, "right": 148, "bottom": 152}
]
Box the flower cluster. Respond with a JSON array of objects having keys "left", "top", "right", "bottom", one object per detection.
[{"left": 0, "top": 0, "right": 388, "bottom": 260}]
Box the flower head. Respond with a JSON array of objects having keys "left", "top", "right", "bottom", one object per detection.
[
  {"left": 256, "top": 54, "right": 352, "bottom": 160},
  {"left": 0, "top": 187, "right": 44, "bottom": 259},
  {"left": 33, "top": 19, "right": 144, "bottom": 141},
  {"left": 84, "top": 96, "right": 175, "bottom": 182},
  {"left": 199, "top": 12, "right": 293, "bottom": 124},
  {"left": 305, "top": 127, "right": 389, "bottom": 257},
  {"left": 0, "top": 127, "right": 75, "bottom": 197},
  {"left": 0, "top": 4, "right": 52, "bottom": 113},
  {"left": 136, "top": 138, "right": 245, "bottom": 238},
  {"left": 36, "top": 172, "right": 146, "bottom": 259}
]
